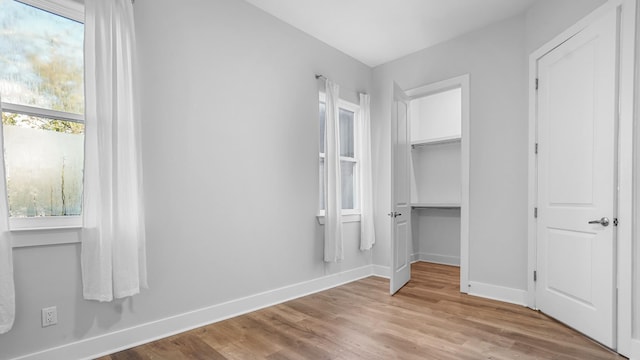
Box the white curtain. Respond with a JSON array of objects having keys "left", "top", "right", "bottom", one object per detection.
[
  {"left": 324, "top": 80, "right": 343, "bottom": 262},
  {"left": 82, "top": 0, "right": 147, "bottom": 301},
  {"left": 0, "top": 99, "right": 14, "bottom": 333},
  {"left": 359, "top": 94, "right": 375, "bottom": 250}
]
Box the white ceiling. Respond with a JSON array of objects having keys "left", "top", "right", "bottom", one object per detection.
[{"left": 244, "top": 0, "right": 538, "bottom": 67}]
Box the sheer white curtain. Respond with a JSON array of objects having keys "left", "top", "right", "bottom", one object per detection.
[
  {"left": 359, "top": 94, "right": 375, "bottom": 250},
  {"left": 0, "top": 100, "right": 14, "bottom": 333},
  {"left": 82, "top": 0, "right": 147, "bottom": 301},
  {"left": 324, "top": 80, "right": 343, "bottom": 262}
]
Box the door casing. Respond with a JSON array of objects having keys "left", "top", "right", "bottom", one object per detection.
[{"left": 404, "top": 74, "right": 470, "bottom": 293}]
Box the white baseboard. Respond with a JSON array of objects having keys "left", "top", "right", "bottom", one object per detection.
[
  {"left": 413, "top": 253, "right": 460, "bottom": 266},
  {"left": 467, "top": 281, "right": 527, "bottom": 306},
  {"left": 629, "top": 338, "right": 640, "bottom": 360},
  {"left": 11, "top": 264, "right": 532, "bottom": 360},
  {"left": 12, "top": 265, "right": 376, "bottom": 360},
  {"left": 371, "top": 264, "right": 390, "bottom": 278}
]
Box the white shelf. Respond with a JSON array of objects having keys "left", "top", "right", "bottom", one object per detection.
[
  {"left": 411, "top": 135, "right": 461, "bottom": 148},
  {"left": 411, "top": 203, "right": 460, "bottom": 208}
]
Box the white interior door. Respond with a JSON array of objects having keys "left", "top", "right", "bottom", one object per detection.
[
  {"left": 536, "top": 9, "right": 617, "bottom": 348},
  {"left": 390, "top": 82, "right": 411, "bottom": 295}
]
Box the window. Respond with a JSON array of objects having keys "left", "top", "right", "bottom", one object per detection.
[
  {"left": 0, "top": 0, "right": 85, "bottom": 230},
  {"left": 319, "top": 94, "right": 360, "bottom": 216}
]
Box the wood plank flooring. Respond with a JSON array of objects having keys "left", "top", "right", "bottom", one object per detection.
[{"left": 98, "top": 262, "right": 624, "bottom": 359}]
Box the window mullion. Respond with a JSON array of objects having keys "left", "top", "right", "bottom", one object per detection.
[
  {"left": 339, "top": 156, "right": 357, "bottom": 162},
  {"left": 1, "top": 103, "right": 84, "bottom": 123}
]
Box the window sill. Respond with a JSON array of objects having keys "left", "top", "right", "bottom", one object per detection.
[
  {"left": 316, "top": 214, "right": 361, "bottom": 225},
  {"left": 9, "top": 216, "right": 82, "bottom": 248},
  {"left": 10, "top": 216, "right": 82, "bottom": 231}
]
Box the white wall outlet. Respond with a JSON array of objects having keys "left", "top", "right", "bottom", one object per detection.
[{"left": 41, "top": 306, "right": 58, "bottom": 327}]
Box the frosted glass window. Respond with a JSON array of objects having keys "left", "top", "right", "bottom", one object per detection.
[
  {"left": 318, "top": 97, "right": 359, "bottom": 212},
  {"left": 2, "top": 113, "right": 84, "bottom": 217},
  {"left": 0, "top": 0, "right": 85, "bottom": 227}
]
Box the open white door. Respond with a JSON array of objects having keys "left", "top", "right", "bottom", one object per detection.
[
  {"left": 535, "top": 9, "right": 617, "bottom": 348},
  {"left": 390, "top": 82, "right": 411, "bottom": 295}
]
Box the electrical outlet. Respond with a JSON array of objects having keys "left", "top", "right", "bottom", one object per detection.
[{"left": 41, "top": 306, "right": 57, "bottom": 327}]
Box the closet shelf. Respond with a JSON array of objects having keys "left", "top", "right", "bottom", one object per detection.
[
  {"left": 411, "top": 202, "right": 461, "bottom": 208},
  {"left": 411, "top": 135, "right": 461, "bottom": 148}
]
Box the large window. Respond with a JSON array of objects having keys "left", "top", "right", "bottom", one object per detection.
[
  {"left": 0, "top": 0, "right": 84, "bottom": 229},
  {"left": 319, "top": 95, "right": 360, "bottom": 215}
]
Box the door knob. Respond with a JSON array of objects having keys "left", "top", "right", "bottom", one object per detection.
[{"left": 588, "top": 217, "right": 609, "bottom": 227}]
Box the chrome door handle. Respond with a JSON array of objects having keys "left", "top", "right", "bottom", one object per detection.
[{"left": 588, "top": 217, "right": 609, "bottom": 227}]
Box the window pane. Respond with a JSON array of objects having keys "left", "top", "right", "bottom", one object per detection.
[
  {"left": 2, "top": 112, "right": 84, "bottom": 217},
  {"left": 319, "top": 158, "right": 324, "bottom": 210},
  {"left": 341, "top": 161, "right": 355, "bottom": 209},
  {"left": 0, "top": 0, "right": 84, "bottom": 114},
  {"left": 319, "top": 159, "right": 357, "bottom": 211},
  {"left": 339, "top": 108, "right": 354, "bottom": 157},
  {"left": 320, "top": 104, "right": 355, "bottom": 157},
  {"left": 319, "top": 102, "right": 325, "bottom": 153}
]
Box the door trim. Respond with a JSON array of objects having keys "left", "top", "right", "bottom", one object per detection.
[
  {"left": 527, "top": 0, "right": 637, "bottom": 355},
  {"left": 405, "top": 74, "right": 470, "bottom": 293}
]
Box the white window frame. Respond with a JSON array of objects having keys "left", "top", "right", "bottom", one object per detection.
[
  {"left": 1, "top": 0, "right": 85, "bottom": 231},
  {"left": 317, "top": 93, "right": 361, "bottom": 223}
]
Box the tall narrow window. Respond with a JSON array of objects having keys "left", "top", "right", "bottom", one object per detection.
[
  {"left": 319, "top": 94, "right": 360, "bottom": 214},
  {"left": 0, "top": 0, "right": 84, "bottom": 229}
]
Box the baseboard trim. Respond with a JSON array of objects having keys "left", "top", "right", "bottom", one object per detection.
[
  {"left": 12, "top": 265, "right": 375, "bottom": 360},
  {"left": 629, "top": 338, "right": 640, "bottom": 360},
  {"left": 371, "top": 265, "right": 390, "bottom": 278},
  {"left": 12, "top": 265, "right": 531, "bottom": 360},
  {"left": 413, "top": 253, "right": 460, "bottom": 266},
  {"left": 467, "top": 281, "right": 527, "bottom": 306}
]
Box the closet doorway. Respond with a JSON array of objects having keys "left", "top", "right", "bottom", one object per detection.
[{"left": 404, "top": 75, "right": 469, "bottom": 293}]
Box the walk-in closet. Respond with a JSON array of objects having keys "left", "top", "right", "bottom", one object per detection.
[{"left": 409, "top": 84, "right": 463, "bottom": 272}]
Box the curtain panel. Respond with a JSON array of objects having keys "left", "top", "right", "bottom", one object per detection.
[
  {"left": 359, "top": 94, "right": 375, "bottom": 250},
  {"left": 82, "top": 0, "right": 147, "bottom": 301},
  {"left": 0, "top": 99, "right": 14, "bottom": 334},
  {"left": 324, "top": 80, "right": 344, "bottom": 262}
]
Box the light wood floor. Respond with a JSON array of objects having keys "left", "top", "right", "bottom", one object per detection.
[{"left": 98, "top": 262, "right": 624, "bottom": 359}]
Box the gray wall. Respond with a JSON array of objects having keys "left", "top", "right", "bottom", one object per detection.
[
  {"left": 372, "top": 15, "right": 528, "bottom": 290},
  {"left": 412, "top": 208, "right": 461, "bottom": 265},
  {"left": 0, "top": 0, "right": 372, "bottom": 358},
  {"left": 371, "top": 0, "right": 608, "bottom": 292},
  {"left": 525, "top": 0, "right": 608, "bottom": 53},
  {"left": 0, "top": 0, "right": 613, "bottom": 358}
]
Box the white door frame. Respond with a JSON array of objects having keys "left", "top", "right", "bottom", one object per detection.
[
  {"left": 527, "top": 0, "right": 637, "bottom": 355},
  {"left": 405, "top": 74, "right": 470, "bottom": 293}
]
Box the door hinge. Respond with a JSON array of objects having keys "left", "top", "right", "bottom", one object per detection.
[
  {"left": 535, "top": 143, "right": 538, "bottom": 154},
  {"left": 613, "top": 218, "right": 618, "bottom": 226},
  {"left": 534, "top": 207, "right": 538, "bottom": 218},
  {"left": 535, "top": 78, "right": 539, "bottom": 90},
  {"left": 533, "top": 270, "right": 537, "bottom": 282}
]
